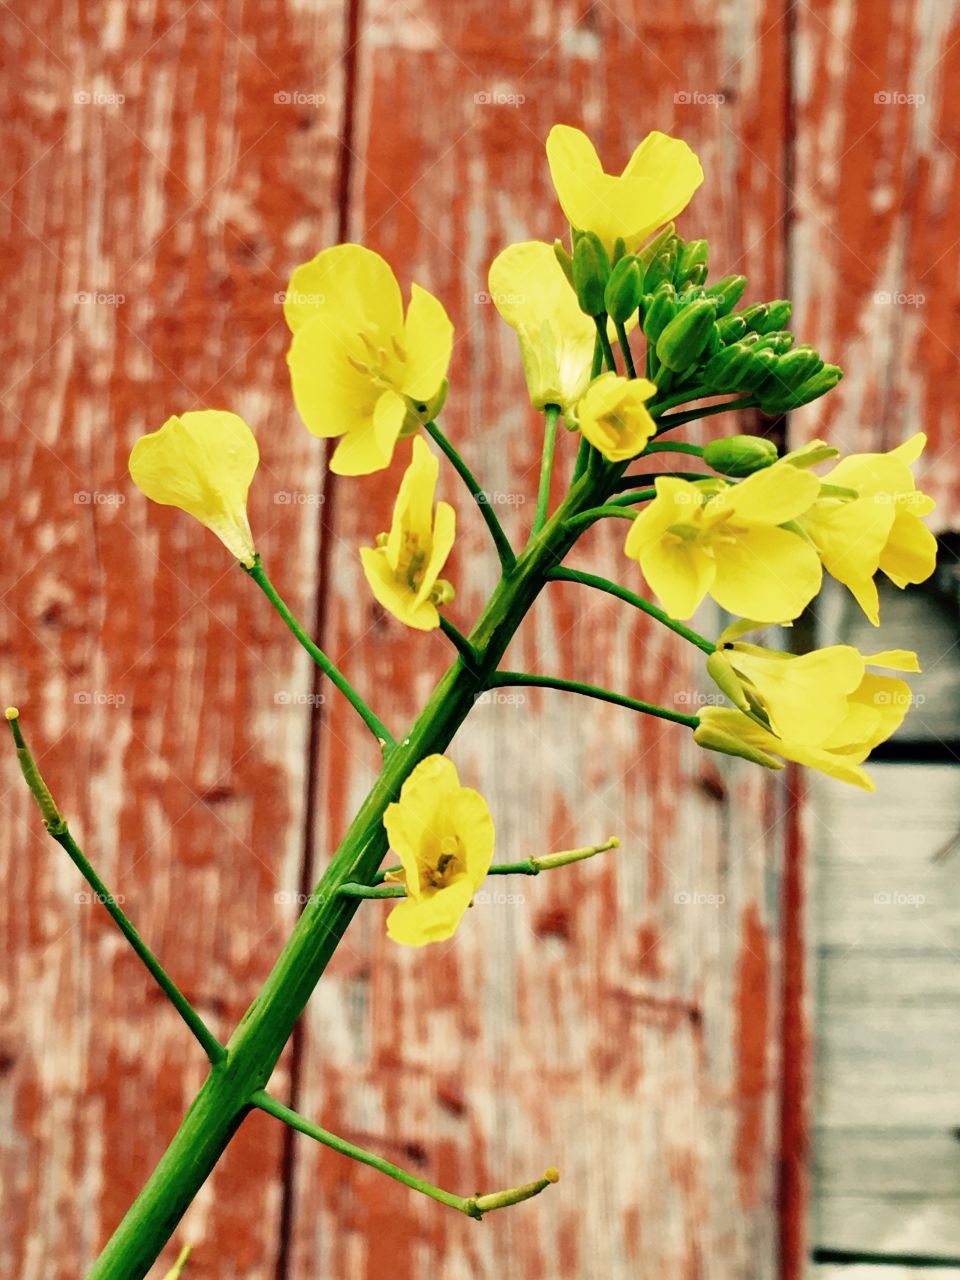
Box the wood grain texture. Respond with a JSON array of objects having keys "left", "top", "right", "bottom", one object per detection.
[
  {"left": 1, "top": 1, "right": 953, "bottom": 1278},
  {"left": 285, "top": 3, "right": 796, "bottom": 1279},
  {"left": 792, "top": 0, "right": 960, "bottom": 521}
]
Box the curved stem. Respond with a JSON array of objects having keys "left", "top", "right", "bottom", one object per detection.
[
  {"left": 532, "top": 405, "right": 560, "bottom": 537},
  {"left": 244, "top": 559, "right": 394, "bottom": 748},
  {"left": 643, "top": 440, "right": 704, "bottom": 457},
  {"left": 253, "top": 1089, "right": 558, "bottom": 1219},
  {"left": 549, "top": 567, "right": 715, "bottom": 654},
  {"left": 608, "top": 488, "right": 655, "bottom": 506},
  {"left": 425, "top": 420, "right": 516, "bottom": 571},
  {"left": 6, "top": 711, "right": 225, "bottom": 1065},
  {"left": 614, "top": 320, "right": 637, "bottom": 378},
  {"left": 594, "top": 315, "right": 617, "bottom": 372},
  {"left": 488, "top": 671, "right": 700, "bottom": 729},
  {"left": 438, "top": 615, "right": 479, "bottom": 670},
  {"left": 564, "top": 504, "right": 637, "bottom": 532},
  {"left": 655, "top": 395, "right": 757, "bottom": 433}
]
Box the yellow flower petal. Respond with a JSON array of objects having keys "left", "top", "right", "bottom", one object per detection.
[
  {"left": 710, "top": 460, "right": 820, "bottom": 526},
  {"left": 386, "top": 879, "right": 475, "bottom": 946},
  {"left": 287, "top": 316, "right": 378, "bottom": 439},
  {"left": 546, "top": 125, "right": 703, "bottom": 254},
  {"left": 284, "top": 243, "right": 403, "bottom": 339},
  {"left": 725, "top": 643, "right": 865, "bottom": 744},
  {"left": 709, "top": 525, "right": 822, "bottom": 623},
  {"left": 129, "top": 410, "right": 258, "bottom": 565},
  {"left": 331, "top": 389, "right": 407, "bottom": 476},
  {"left": 402, "top": 284, "right": 454, "bottom": 403},
  {"left": 636, "top": 536, "right": 715, "bottom": 620},
  {"left": 861, "top": 649, "right": 921, "bottom": 673},
  {"left": 577, "top": 372, "right": 657, "bottom": 462},
  {"left": 878, "top": 508, "right": 938, "bottom": 586}
]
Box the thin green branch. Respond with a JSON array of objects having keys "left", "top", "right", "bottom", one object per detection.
[
  {"left": 252, "top": 1089, "right": 558, "bottom": 1220},
  {"left": 564, "top": 504, "right": 637, "bottom": 532},
  {"left": 655, "top": 395, "right": 757, "bottom": 433},
  {"left": 549, "top": 567, "right": 715, "bottom": 654},
  {"left": 425, "top": 420, "right": 516, "bottom": 572},
  {"left": 572, "top": 335, "right": 606, "bottom": 483},
  {"left": 244, "top": 559, "right": 394, "bottom": 748},
  {"left": 608, "top": 472, "right": 707, "bottom": 499},
  {"left": 5, "top": 709, "right": 225, "bottom": 1066},
  {"left": 594, "top": 315, "right": 617, "bottom": 372},
  {"left": 366, "top": 835, "right": 621, "bottom": 889},
  {"left": 438, "top": 615, "right": 479, "bottom": 669},
  {"left": 608, "top": 488, "right": 656, "bottom": 506},
  {"left": 614, "top": 320, "right": 637, "bottom": 378},
  {"left": 532, "top": 405, "right": 560, "bottom": 537},
  {"left": 488, "top": 673, "right": 700, "bottom": 729},
  {"left": 643, "top": 440, "right": 705, "bottom": 457}
]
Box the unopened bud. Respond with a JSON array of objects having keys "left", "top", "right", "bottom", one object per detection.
[
  {"left": 707, "top": 275, "right": 748, "bottom": 317},
  {"left": 675, "top": 239, "right": 709, "bottom": 286},
  {"left": 572, "top": 231, "right": 612, "bottom": 317},
  {"left": 703, "top": 434, "right": 779, "bottom": 477},
  {"left": 758, "top": 299, "right": 793, "bottom": 333},
  {"left": 430, "top": 578, "right": 456, "bottom": 607},
  {"left": 655, "top": 298, "right": 717, "bottom": 372},
  {"left": 760, "top": 363, "right": 843, "bottom": 414},
  {"left": 604, "top": 257, "right": 644, "bottom": 324},
  {"left": 641, "top": 282, "right": 677, "bottom": 344},
  {"left": 702, "top": 341, "right": 778, "bottom": 393},
  {"left": 553, "top": 239, "right": 574, "bottom": 288}
]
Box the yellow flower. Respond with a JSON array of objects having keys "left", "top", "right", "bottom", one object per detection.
[
  {"left": 284, "top": 244, "right": 453, "bottom": 476},
  {"left": 798, "top": 433, "right": 937, "bottom": 625},
  {"left": 546, "top": 125, "right": 703, "bottom": 255},
  {"left": 695, "top": 646, "right": 920, "bottom": 790},
  {"left": 623, "top": 463, "right": 822, "bottom": 622},
  {"left": 383, "top": 754, "right": 495, "bottom": 946},
  {"left": 576, "top": 372, "right": 657, "bottom": 462},
  {"left": 129, "top": 410, "right": 258, "bottom": 565},
  {"left": 359, "top": 437, "right": 455, "bottom": 631},
  {"left": 488, "top": 240, "right": 598, "bottom": 424}
]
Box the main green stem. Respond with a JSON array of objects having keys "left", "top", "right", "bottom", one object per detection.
[{"left": 86, "top": 462, "right": 618, "bottom": 1280}]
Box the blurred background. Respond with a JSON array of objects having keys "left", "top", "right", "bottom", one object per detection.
[{"left": 1, "top": 1, "right": 958, "bottom": 1277}]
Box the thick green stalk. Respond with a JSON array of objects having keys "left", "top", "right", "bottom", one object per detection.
[{"left": 85, "top": 462, "right": 617, "bottom": 1280}]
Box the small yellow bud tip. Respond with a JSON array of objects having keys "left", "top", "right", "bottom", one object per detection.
[
  {"left": 545, "top": 1167, "right": 560, "bottom": 1183},
  {"left": 608, "top": 836, "right": 620, "bottom": 848},
  {"left": 5, "top": 707, "right": 19, "bottom": 721}
]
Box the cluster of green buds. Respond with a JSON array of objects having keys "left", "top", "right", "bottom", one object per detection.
[{"left": 555, "top": 226, "right": 842, "bottom": 416}]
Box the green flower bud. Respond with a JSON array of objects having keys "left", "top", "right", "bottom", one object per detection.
[
  {"left": 759, "top": 363, "right": 843, "bottom": 414},
  {"left": 753, "top": 330, "right": 795, "bottom": 355},
  {"left": 703, "top": 434, "right": 779, "bottom": 478},
  {"left": 716, "top": 313, "right": 748, "bottom": 344},
  {"left": 675, "top": 239, "right": 709, "bottom": 286},
  {"left": 572, "top": 231, "right": 612, "bottom": 317},
  {"left": 604, "top": 257, "right": 644, "bottom": 324},
  {"left": 694, "top": 720, "right": 784, "bottom": 771},
  {"left": 655, "top": 298, "right": 717, "bottom": 372},
  {"left": 553, "top": 239, "right": 574, "bottom": 289},
  {"left": 647, "top": 247, "right": 675, "bottom": 293},
  {"left": 611, "top": 236, "right": 628, "bottom": 265},
  {"left": 758, "top": 299, "right": 793, "bottom": 333},
  {"left": 755, "top": 346, "right": 823, "bottom": 400},
  {"left": 637, "top": 224, "right": 677, "bottom": 272},
  {"left": 702, "top": 342, "right": 779, "bottom": 393},
  {"left": 641, "top": 282, "right": 677, "bottom": 343},
  {"left": 739, "top": 302, "right": 770, "bottom": 334},
  {"left": 707, "top": 275, "right": 748, "bottom": 317}
]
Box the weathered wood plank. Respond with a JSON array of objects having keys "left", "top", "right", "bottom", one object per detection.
[
  {"left": 792, "top": 0, "right": 960, "bottom": 522},
  {"left": 0, "top": 2, "right": 350, "bottom": 1276},
  {"left": 283, "top": 4, "right": 796, "bottom": 1279}
]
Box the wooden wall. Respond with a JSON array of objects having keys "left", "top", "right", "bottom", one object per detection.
[{"left": 0, "top": 2, "right": 955, "bottom": 1278}]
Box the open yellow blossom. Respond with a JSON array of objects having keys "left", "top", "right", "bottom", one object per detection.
[
  {"left": 383, "top": 754, "right": 495, "bottom": 946},
  {"left": 696, "top": 647, "right": 920, "bottom": 790},
  {"left": 360, "top": 437, "right": 455, "bottom": 631},
  {"left": 798, "top": 433, "right": 937, "bottom": 625},
  {"left": 285, "top": 244, "right": 453, "bottom": 476},
  {"left": 129, "top": 410, "right": 258, "bottom": 565},
  {"left": 577, "top": 372, "right": 657, "bottom": 462},
  {"left": 546, "top": 125, "right": 703, "bottom": 255},
  {"left": 623, "top": 464, "right": 822, "bottom": 622},
  {"left": 489, "top": 240, "right": 599, "bottom": 425}
]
